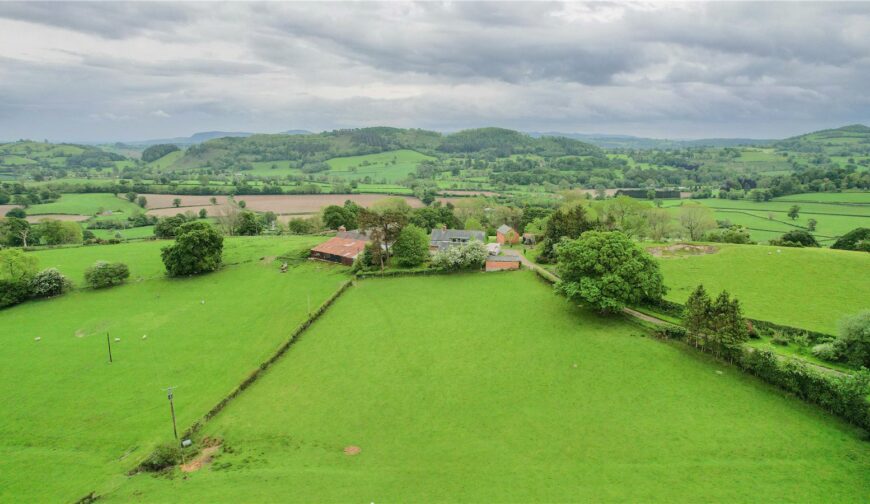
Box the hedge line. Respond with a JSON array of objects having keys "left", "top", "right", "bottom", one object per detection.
[
  {"left": 644, "top": 298, "right": 836, "bottom": 340},
  {"left": 653, "top": 327, "right": 870, "bottom": 431},
  {"left": 354, "top": 267, "right": 449, "bottom": 279},
  {"left": 131, "top": 278, "right": 354, "bottom": 474},
  {"left": 537, "top": 267, "right": 867, "bottom": 430}
]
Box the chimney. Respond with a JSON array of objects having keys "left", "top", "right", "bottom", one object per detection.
[{"left": 338, "top": 225, "right": 347, "bottom": 232}]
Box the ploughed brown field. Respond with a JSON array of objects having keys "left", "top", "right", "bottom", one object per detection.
[
  {"left": 135, "top": 193, "right": 425, "bottom": 216},
  {"left": 24, "top": 214, "right": 89, "bottom": 223},
  {"left": 0, "top": 204, "right": 23, "bottom": 215}
]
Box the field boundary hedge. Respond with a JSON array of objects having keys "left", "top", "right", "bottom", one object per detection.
[
  {"left": 130, "top": 278, "right": 354, "bottom": 475},
  {"left": 354, "top": 267, "right": 449, "bottom": 279},
  {"left": 644, "top": 298, "right": 837, "bottom": 340},
  {"left": 533, "top": 264, "right": 867, "bottom": 431},
  {"left": 651, "top": 328, "right": 870, "bottom": 432}
]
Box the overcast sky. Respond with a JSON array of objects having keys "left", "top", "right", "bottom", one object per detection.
[{"left": 0, "top": 1, "right": 868, "bottom": 142}]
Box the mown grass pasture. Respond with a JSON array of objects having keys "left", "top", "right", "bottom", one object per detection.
[
  {"left": 324, "top": 149, "right": 434, "bottom": 182},
  {"left": 656, "top": 243, "right": 870, "bottom": 334},
  {"left": 25, "top": 193, "right": 142, "bottom": 217},
  {"left": 105, "top": 272, "right": 869, "bottom": 503},
  {"left": 0, "top": 236, "right": 348, "bottom": 502},
  {"left": 661, "top": 192, "right": 870, "bottom": 243}
]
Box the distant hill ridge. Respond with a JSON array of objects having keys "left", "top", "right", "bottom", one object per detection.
[{"left": 774, "top": 124, "right": 870, "bottom": 154}]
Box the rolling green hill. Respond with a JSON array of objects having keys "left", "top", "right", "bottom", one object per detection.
[
  {"left": 0, "top": 141, "right": 129, "bottom": 174},
  {"left": 775, "top": 124, "right": 870, "bottom": 154}
]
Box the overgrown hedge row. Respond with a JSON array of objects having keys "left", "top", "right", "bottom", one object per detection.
[
  {"left": 645, "top": 298, "right": 836, "bottom": 341},
  {"left": 354, "top": 267, "right": 448, "bottom": 279},
  {"left": 133, "top": 279, "right": 355, "bottom": 474},
  {"left": 653, "top": 326, "right": 870, "bottom": 431}
]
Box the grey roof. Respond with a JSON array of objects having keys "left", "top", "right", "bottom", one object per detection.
[
  {"left": 337, "top": 229, "right": 370, "bottom": 241},
  {"left": 497, "top": 224, "right": 514, "bottom": 234},
  {"left": 429, "top": 229, "right": 485, "bottom": 251}
]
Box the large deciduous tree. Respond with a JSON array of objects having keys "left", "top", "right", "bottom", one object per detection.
[
  {"left": 391, "top": 224, "right": 430, "bottom": 267},
  {"left": 539, "top": 203, "right": 596, "bottom": 263},
  {"left": 554, "top": 231, "right": 665, "bottom": 313},
  {"left": 357, "top": 207, "right": 408, "bottom": 271},
  {"left": 161, "top": 221, "right": 223, "bottom": 277},
  {"left": 678, "top": 203, "right": 716, "bottom": 241}
]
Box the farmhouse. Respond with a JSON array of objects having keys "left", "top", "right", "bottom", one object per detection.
[
  {"left": 485, "top": 255, "right": 522, "bottom": 272},
  {"left": 496, "top": 224, "right": 519, "bottom": 244},
  {"left": 309, "top": 228, "right": 369, "bottom": 265},
  {"left": 429, "top": 228, "right": 486, "bottom": 252}
]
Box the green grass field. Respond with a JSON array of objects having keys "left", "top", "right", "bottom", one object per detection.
[
  {"left": 325, "top": 149, "right": 434, "bottom": 182},
  {"left": 147, "top": 150, "right": 184, "bottom": 170},
  {"left": 774, "top": 191, "right": 870, "bottom": 204},
  {"left": 103, "top": 272, "right": 869, "bottom": 502},
  {"left": 657, "top": 243, "right": 870, "bottom": 334},
  {"left": 90, "top": 226, "right": 155, "bottom": 241},
  {"left": 0, "top": 236, "right": 347, "bottom": 502},
  {"left": 662, "top": 193, "right": 870, "bottom": 243},
  {"left": 26, "top": 193, "right": 142, "bottom": 216},
  {"left": 29, "top": 236, "right": 322, "bottom": 284}
]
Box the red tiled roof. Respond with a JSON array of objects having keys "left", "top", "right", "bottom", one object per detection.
[{"left": 310, "top": 237, "right": 368, "bottom": 259}]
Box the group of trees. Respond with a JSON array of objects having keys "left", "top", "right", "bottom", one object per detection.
[
  {"left": 812, "top": 311, "right": 870, "bottom": 368},
  {"left": 685, "top": 286, "right": 749, "bottom": 360},
  {"left": 0, "top": 249, "right": 71, "bottom": 308},
  {"left": 0, "top": 216, "right": 83, "bottom": 247},
  {"left": 831, "top": 228, "right": 870, "bottom": 252}
]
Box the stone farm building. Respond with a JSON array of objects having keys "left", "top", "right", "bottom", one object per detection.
[
  {"left": 496, "top": 224, "right": 519, "bottom": 245},
  {"left": 309, "top": 229, "right": 370, "bottom": 266},
  {"left": 485, "top": 255, "right": 521, "bottom": 272},
  {"left": 429, "top": 229, "right": 486, "bottom": 252}
]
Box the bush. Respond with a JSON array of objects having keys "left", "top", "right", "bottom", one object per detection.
[
  {"left": 140, "top": 442, "right": 181, "bottom": 472},
  {"left": 431, "top": 240, "right": 487, "bottom": 271},
  {"left": 391, "top": 224, "right": 430, "bottom": 267},
  {"left": 654, "top": 324, "right": 687, "bottom": 340},
  {"left": 28, "top": 268, "right": 70, "bottom": 298},
  {"left": 161, "top": 222, "right": 223, "bottom": 277},
  {"left": 836, "top": 311, "right": 870, "bottom": 368},
  {"left": 770, "top": 229, "right": 819, "bottom": 248},
  {"left": 811, "top": 342, "right": 840, "bottom": 362},
  {"left": 705, "top": 225, "right": 753, "bottom": 244},
  {"left": 0, "top": 279, "right": 30, "bottom": 308},
  {"left": 831, "top": 227, "right": 870, "bottom": 251},
  {"left": 771, "top": 333, "right": 789, "bottom": 346},
  {"left": 84, "top": 261, "right": 130, "bottom": 289}
]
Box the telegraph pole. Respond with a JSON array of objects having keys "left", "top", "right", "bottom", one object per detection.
[
  {"left": 164, "top": 386, "right": 179, "bottom": 440},
  {"left": 106, "top": 332, "right": 113, "bottom": 363}
]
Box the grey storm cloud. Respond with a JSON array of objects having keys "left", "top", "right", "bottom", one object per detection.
[{"left": 0, "top": 1, "right": 868, "bottom": 141}]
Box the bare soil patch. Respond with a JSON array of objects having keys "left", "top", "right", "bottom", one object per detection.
[
  {"left": 343, "top": 445, "right": 361, "bottom": 456},
  {"left": 648, "top": 243, "right": 719, "bottom": 258},
  {"left": 140, "top": 194, "right": 424, "bottom": 215},
  {"left": 25, "top": 214, "right": 90, "bottom": 222},
  {"left": 181, "top": 438, "right": 223, "bottom": 473},
  {"left": 0, "top": 204, "right": 23, "bottom": 215}
]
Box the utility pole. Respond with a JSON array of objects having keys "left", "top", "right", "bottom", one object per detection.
[
  {"left": 106, "top": 332, "right": 113, "bottom": 363},
  {"left": 164, "top": 386, "right": 179, "bottom": 440}
]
